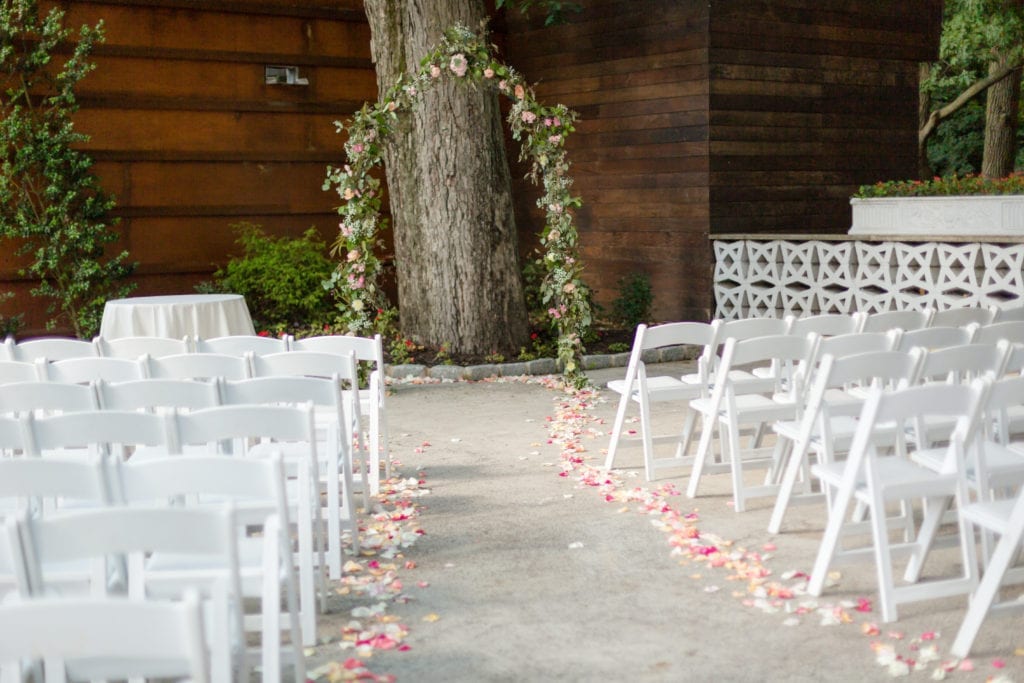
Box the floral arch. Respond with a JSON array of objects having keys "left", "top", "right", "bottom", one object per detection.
[{"left": 324, "top": 24, "right": 591, "bottom": 387}]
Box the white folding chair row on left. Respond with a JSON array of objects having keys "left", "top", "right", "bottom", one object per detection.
[
  {"left": 0, "top": 592, "right": 210, "bottom": 683},
  {"left": 806, "top": 380, "right": 988, "bottom": 622},
  {"left": 603, "top": 321, "right": 719, "bottom": 481},
  {"left": 8, "top": 505, "right": 246, "bottom": 683}
]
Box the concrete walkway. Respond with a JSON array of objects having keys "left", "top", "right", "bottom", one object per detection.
[{"left": 305, "top": 363, "right": 1024, "bottom": 682}]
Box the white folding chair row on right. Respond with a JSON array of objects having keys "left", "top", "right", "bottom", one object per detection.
[
  {"left": 0, "top": 592, "right": 211, "bottom": 683},
  {"left": 687, "top": 333, "right": 819, "bottom": 512},
  {"left": 806, "top": 379, "right": 989, "bottom": 622}
]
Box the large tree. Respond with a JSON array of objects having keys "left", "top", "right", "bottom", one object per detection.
[
  {"left": 362, "top": 0, "right": 528, "bottom": 356},
  {"left": 919, "top": 0, "right": 1024, "bottom": 178}
]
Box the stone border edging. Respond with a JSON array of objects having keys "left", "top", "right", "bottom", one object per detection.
[{"left": 385, "top": 344, "right": 697, "bottom": 381}]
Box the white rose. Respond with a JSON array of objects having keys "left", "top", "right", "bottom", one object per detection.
[{"left": 351, "top": 299, "right": 364, "bottom": 311}]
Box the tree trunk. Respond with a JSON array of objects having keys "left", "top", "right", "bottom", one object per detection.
[
  {"left": 363, "top": 0, "right": 528, "bottom": 355},
  {"left": 918, "top": 61, "right": 934, "bottom": 178},
  {"left": 982, "top": 57, "right": 1022, "bottom": 178}
]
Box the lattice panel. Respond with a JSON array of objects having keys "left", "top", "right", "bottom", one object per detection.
[{"left": 712, "top": 239, "right": 1024, "bottom": 320}]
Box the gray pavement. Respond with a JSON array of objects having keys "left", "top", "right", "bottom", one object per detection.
[{"left": 305, "top": 362, "right": 1024, "bottom": 682}]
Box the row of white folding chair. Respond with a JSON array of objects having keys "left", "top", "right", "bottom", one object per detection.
[
  {"left": 4, "top": 405, "right": 325, "bottom": 649},
  {"left": 0, "top": 453, "right": 304, "bottom": 682},
  {"left": 805, "top": 379, "right": 988, "bottom": 623},
  {"left": 0, "top": 367, "right": 360, "bottom": 581},
  {"left": 0, "top": 591, "right": 211, "bottom": 683}
]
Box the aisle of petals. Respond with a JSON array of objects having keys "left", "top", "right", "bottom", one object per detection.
[
  {"left": 540, "top": 377, "right": 1017, "bottom": 681},
  {"left": 309, "top": 457, "right": 431, "bottom": 683}
]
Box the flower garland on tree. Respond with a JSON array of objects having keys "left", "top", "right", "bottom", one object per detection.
[{"left": 324, "top": 23, "right": 592, "bottom": 387}]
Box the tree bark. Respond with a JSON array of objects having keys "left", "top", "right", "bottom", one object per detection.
[
  {"left": 363, "top": 0, "right": 528, "bottom": 355},
  {"left": 982, "top": 57, "right": 1022, "bottom": 178},
  {"left": 918, "top": 62, "right": 934, "bottom": 178}
]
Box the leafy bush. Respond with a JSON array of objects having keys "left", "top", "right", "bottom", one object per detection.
[
  {"left": 612, "top": 272, "right": 653, "bottom": 328},
  {"left": 854, "top": 172, "right": 1024, "bottom": 198},
  {"left": 206, "top": 223, "right": 337, "bottom": 332}
]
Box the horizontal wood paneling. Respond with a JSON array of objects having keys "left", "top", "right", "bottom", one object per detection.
[{"left": 507, "top": 0, "right": 712, "bottom": 323}]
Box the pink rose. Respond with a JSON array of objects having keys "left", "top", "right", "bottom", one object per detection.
[
  {"left": 484, "top": 68, "right": 494, "bottom": 78},
  {"left": 498, "top": 80, "right": 508, "bottom": 91},
  {"left": 514, "top": 84, "right": 525, "bottom": 99},
  {"left": 351, "top": 143, "right": 364, "bottom": 154},
  {"left": 429, "top": 64, "right": 441, "bottom": 78},
  {"left": 553, "top": 116, "right": 561, "bottom": 126},
  {"left": 449, "top": 54, "right": 468, "bottom": 77},
  {"left": 521, "top": 110, "right": 537, "bottom": 124},
  {"left": 549, "top": 134, "right": 562, "bottom": 144},
  {"left": 544, "top": 117, "right": 553, "bottom": 127}
]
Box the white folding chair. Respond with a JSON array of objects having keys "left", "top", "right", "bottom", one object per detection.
[
  {"left": 195, "top": 334, "right": 291, "bottom": 360},
  {"left": 806, "top": 380, "right": 987, "bottom": 622},
  {"left": 112, "top": 454, "right": 305, "bottom": 681},
  {"left": 7, "top": 336, "right": 99, "bottom": 362},
  {"left": 220, "top": 374, "right": 359, "bottom": 580},
  {"left": 972, "top": 320, "right": 1024, "bottom": 346},
  {"left": 95, "top": 377, "right": 221, "bottom": 413},
  {"left": 38, "top": 355, "right": 148, "bottom": 384},
  {"left": 96, "top": 334, "right": 192, "bottom": 358},
  {"left": 250, "top": 350, "right": 368, "bottom": 505},
  {"left": 0, "top": 592, "right": 210, "bottom": 683},
  {"left": 931, "top": 307, "right": 995, "bottom": 328},
  {"left": 861, "top": 308, "right": 934, "bottom": 333},
  {"left": 24, "top": 409, "right": 169, "bottom": 463},
  {"left": 785, "top": 312, "right": 866, "bottom": 337},
  {"left": 169, "top": 405, "right": 325, "bottom": 646},
  {"left": 147, "top": 352, "right": 251, "bottom": 381},
  {"left": 991, "top": 303, "right": 1024, "bottom": 323},
  {"left": 11, "top": 505, "right": 246, "bottom": 683},
  {"left": 949, "top": 484, "right": 1024, "bottom": 658},
  {"left": 767, "top": 348, "right": 924, "bottom": 534},
  {"left": 895, "top": 325, "right": 975, "bottom": 352},
  {"left": 289, "top": 334, "right": 389, "bottom": 487},
  {"left": 0, "top": 381, "right": 98, "bottom": 417},
  {"left": 603, "top": 321, "right": 720, "bottom": 480},
  {"left": 0, "top": 360, "right": 40, "bottom": 384},
  {"left": 0, "top": 455, "right": 112, "bottom": 600},
  {"left": 687, "top": 333, "right": 818, "bottom": 511}
]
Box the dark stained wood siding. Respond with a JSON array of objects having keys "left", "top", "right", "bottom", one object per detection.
[
  {"left": 2, "top": 0, "right": 374, "bottom": 333},
  {"left": 507, "top": 0, "right": 939, "bottom": 322},
  {"left": 708, "top": 1, "right": 941, "bottom": 236},
  {"left": 505, "top": 0, "right": 713, "bottom": 322}
]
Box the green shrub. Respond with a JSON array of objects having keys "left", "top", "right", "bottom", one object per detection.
[
  {"left": 612, "top": 272, "right": 653, "bottom": 328},
  {"left": 207, "top": 223, "right": 336, "bottom": 332},
  {"left": 854, "top": 172, "right": 1024, "bottom": 198}
]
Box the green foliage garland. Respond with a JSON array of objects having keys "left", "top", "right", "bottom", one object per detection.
[{"left": 324, "top": 24, "right": 592, "bottom": 387}]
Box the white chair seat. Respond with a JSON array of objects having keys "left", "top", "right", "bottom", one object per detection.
[
  {"left": 960, "top": 498, "right": 1016, "bottom": 534},
  {"left": 607, "top": 375, "right": 701, "bottom": 403},
  {"left": 813, "top": 455, "right": 958, "bottom": 502}
]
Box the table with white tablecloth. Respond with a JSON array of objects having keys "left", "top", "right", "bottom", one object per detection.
[{"left": 99, "top": 294, "right": 256, "bottom": 340}]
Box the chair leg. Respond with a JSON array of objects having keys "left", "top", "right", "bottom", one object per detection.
[
  {"left": 950, "top": 514, "right": 1024, "bottom": 658},
  {"left": 640, "top": 389, "right": 656, "bottom": 482},
  {"left": 868, "top": 492, "right": 899, "bottom": 623},
  {"left": 262, "top": 531, "right": 283, "bottom": 683},
  {"left": 768, "top": 436, "right": 809, "bottom": 534},
  {"left": 727, "top": 418, "right": 747, "bottom": 512},
  {"left": 686, "top": 412, "right": 718, "bottom": 499},
  {"left": 603, "top": 388, "right": 632, "bottom": 470},
  {"left": 808, "top": 478, "right": 856, "bottom": 596},
  {"left": 673, "top": 408, "right": 698, "bottom": 460},
  {"left": 903, "top": 495, "right": 950, "bottom": 584}
]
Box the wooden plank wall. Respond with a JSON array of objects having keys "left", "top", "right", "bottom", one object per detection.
[
  {"left": 2, "top": 0, "right": 375, "bottom": 333},
  {"left": 505, "top": 0, "right": 713, "bottom": 322},
  {"left": 708, "top": 1, "right": 942, "bottom": 235}
]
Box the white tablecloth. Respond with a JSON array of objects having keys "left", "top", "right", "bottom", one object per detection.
[{"left": 99, "top": 294, "right": 256, "bottom": 340}]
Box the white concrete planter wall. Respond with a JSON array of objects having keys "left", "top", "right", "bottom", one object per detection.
[
  {"left": 850, "top": 195, "right": 1024, "bottom": 236},
  {"left": 713, "top": 237, "right": 1024, "bottom": 320}
]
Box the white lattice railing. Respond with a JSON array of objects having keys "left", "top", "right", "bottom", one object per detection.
[{"left": 713, "top": 235, "right": 1024, "bottom": 320}]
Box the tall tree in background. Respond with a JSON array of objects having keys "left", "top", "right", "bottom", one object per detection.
[
  {"left": 362, "top": 0, "right": 528, "bottom": 355},
  {"left": 920, "top": 0, "right": 1024, "bottom": 178}
]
